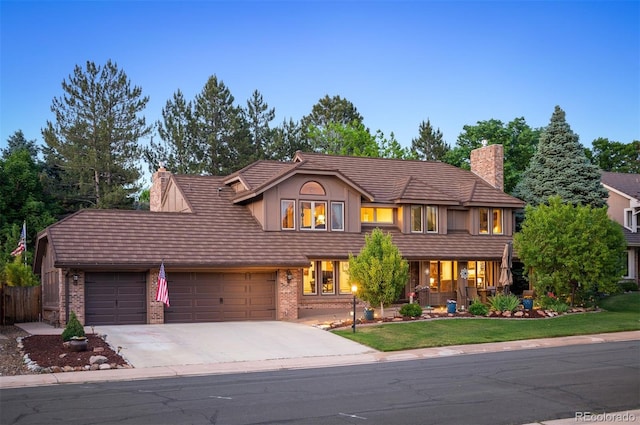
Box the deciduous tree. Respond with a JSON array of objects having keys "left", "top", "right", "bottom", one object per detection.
[
  {"left": 348, "top": 228, "right": 409, "bottom": 316},
  {"left": 586, "top": 138, "right": 640, "bottom": 173},
  {"left": 514, "top": 196, "right": 625, "bottom": 305}
]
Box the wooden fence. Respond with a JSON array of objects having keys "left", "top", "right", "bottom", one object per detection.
[{"left": 1, "top": 285, "right": 42, "bottom": 325}]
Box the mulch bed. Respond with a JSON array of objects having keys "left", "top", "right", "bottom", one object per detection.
[{"left": 21, "top": 334, "right": 130, "bottom": 372}]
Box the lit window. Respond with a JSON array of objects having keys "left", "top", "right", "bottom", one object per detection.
[
  {"left": 479, "top": 208, "right": 489, "bottom": 234},
  {"left": 331, "top": 202, "right": 344, "bottom": 231},
  {"left": 492, "top": 209, "right": 503, "bottom": 234},
  {"left": 360, "top": 207, "right": 394, "bottom": 224},
  {"left": 338, "top": 261, "right": 351, "bottom": 294},
  {"left": 320, "top": 261, "right": 334, "bottom": 294},
  {"left": 301, "top": 201, "right": 327, "bottom": 230},
  {"left": 426, "top": 206, "right": 438, "bottom": 233},
  {"left": 480, "top": 208, "right": 503, "bottom": 234},
  {"left": 281, "top": 200, "right": 295, "bottom": 230},
  {"left": 303, "top": 262, "right": 316, "bottom": 295},
  {"left": 411, "top": 205, "right": 423, "bottom": 232}
]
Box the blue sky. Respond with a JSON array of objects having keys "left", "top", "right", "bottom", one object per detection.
[{"left": 1, "top": 1, "right": 638, "bottom": 173}]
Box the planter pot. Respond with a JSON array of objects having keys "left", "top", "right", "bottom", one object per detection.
[
  {"left": 522, "top": 298, "right": 534, "bottom": 310},
  {"left": 364, "top": 309, "right": 374, "bottom": 321},
  {"left": 69, "top": 338, "right": 88, "bottom": 352}
]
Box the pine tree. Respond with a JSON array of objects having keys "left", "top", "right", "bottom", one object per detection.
[
  {"left": 410, "top": 119, "right": 450, "bottom": 161},
  {"left": 514, "top": 106, "right": 607, "bottom": 207},
  {"left": 245, "top": 90, "right": 275, "bottom": 161},
  {"left": 42, "top": 60, "right": 151, "bottom": 210}
]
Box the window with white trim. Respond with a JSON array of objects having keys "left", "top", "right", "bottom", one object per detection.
[
  {"left": 301, "top": 201, "right": 327, "bottom": 230},
  {"left": 281, "top": 200, "right": 295, "bottom": 230},
  {"left": 427, "top": 206, "right": 438, "bottom": 233},
  {"left": 331, "top": 202, "right": 344, "bottom": 231}
]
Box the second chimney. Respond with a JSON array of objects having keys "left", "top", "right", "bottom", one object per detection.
[{"left": 470, "top": 143, "right": 504, "bottom": 191}]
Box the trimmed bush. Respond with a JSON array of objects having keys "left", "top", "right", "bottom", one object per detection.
[
  {"left": 61, "top": 311, "right": 85, "bottom": 342},
  {"left": 399, "top": 303, "right": 423, "bottom": 318},
  {"left": 468, "top": 299, "right": 489, "bottom": 316}
]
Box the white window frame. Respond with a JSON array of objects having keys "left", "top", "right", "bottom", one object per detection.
[
  {"left": 624, "top": 208, "right": 638, "bottom": 232},
  {"left": 281, "top": 200, "right": 295, "bottom": 230},
  {"left": 331, "top": 202, "right": 345, "bottom": 231},
  {"left": 300, "top": 201, "right": 327, "bottom": 231}
]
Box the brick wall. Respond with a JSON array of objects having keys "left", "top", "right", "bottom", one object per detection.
[
  {"left": 148, "top": 268, "right": 165, "bottom": 324},
  {"left": 277, "top": 268, "right": 299, "bottom": 319},
  {"left": 470, "top": 144, "right": 504, "bottom": 191},
  {"left": 150, "top": 167, "right": 170, "bottom": 212}
]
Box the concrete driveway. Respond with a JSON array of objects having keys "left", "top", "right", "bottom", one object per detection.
[{"left": 92, "top": 321, "right": 374, "bottom": 368}]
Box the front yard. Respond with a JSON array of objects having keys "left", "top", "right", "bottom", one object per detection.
[{"left": 333, "top": 292, "right": 640, "bottom": 351}]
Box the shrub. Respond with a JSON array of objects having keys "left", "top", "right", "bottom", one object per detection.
[
  {"left": 468, "top": 299, "right": 489, "bottom": 316},
  {"left": 399, "top": 303, "right": 423, "bottom": 318},
  {"left": 619, "top": 280, "right": 638, "bottom": 292},
  {"left": 488, "top": 294, "right": 520, "bottom": 312},
  {"left": 61, "top": 311, "right": 85, "bottom": 342}
]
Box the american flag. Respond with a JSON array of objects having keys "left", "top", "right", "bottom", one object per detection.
[
  {"left": 11, "top": 221, "right": 26, "bottom": 257},
  {"left": 155, "top": 261, "right": 170, "bottom": 307}
]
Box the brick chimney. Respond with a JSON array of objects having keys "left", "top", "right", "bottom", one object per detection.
[
  {"left": 150, "top": 165, "right": 170, "bottom": 212},
  {"left": 470, "top": 143, "right": 504, "bottom": 191}
]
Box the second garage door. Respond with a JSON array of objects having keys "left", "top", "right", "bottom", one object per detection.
[{"left": 165, "top": 272, "right": 276, "bottom": 323}]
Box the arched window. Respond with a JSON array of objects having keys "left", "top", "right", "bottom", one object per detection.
[{"left": 300, "top": 181, "right": 325, "bottom": 196}]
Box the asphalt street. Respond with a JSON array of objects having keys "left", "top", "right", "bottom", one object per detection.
[{"left": 2, "top": 340, "right": 638, "bottom": 425}]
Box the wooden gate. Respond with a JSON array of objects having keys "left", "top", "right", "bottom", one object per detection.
[{"left": 1, "top": 286, "right": 42, "bottom": 325}]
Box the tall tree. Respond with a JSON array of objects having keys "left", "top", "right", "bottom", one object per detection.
[
  {"left": 2, "top": 130, "right": 39, "bottom": 158},
  {"left": 244, "top": 90, "right": 275, "bottom": 161},
  {"left": 301, "top": 95, "right": 364, "bottom": 130},
  {"left": 192, "top": 75, "right": 253, "bottom": 175},
  {"left": 307, "top": 122, "right": 379, "bottom": 156},
  {"left": 586, "top": 138, "right": 640, "bottom": 173},
  {"left": 443, "top": 118, "right": 539, "bottom": 194},
  {"left": 42, "top": 60, "right": 151, "bottom": 210},
  {"left": 514, "top": 196, "right": 625, "bottom": 305},
  {"left": 514, "top": 106, "right": 607, "bottom": 207},
  {"left": 144, "top": 90, "right": 199, "bottom": 175},
  {"left": 410, "top": 119, "right": 450, "bottom": 161},
  {"left": 269, "top": 118, "right": 306, "bottom": 161}
]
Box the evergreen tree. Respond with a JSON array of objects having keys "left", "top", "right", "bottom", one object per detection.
[
  {"left": 244, "top": 90, "right": 275, "bottom": 161},
  {"left": 42, "top": 60, "right": 151, "bottom": 210},
  {"left": 192, "top": 75, "right": 253, "bottom": 175},
  {"left": 514, "top": 106, "right": 607, "bottom": 207},
  {"left": 268, "top": 118, "right": 307, "bottom": 160},
  {"left": 410, "top": 119, "right": 450, "bottom": 161},
  {"left": 144, "top": 90, "right": 199, "bottom": 175},
  {"left": 2, "top": 130, "right": 39, "bottom": 158}
]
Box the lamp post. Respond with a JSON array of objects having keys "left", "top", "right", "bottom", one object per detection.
[{"left": 351, "top": 284, "right": 358, "bottom": 333}]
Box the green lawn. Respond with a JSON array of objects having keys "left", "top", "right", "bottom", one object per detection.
[{"left": 332, "top": 292, "right": 640, "bottom": 352}]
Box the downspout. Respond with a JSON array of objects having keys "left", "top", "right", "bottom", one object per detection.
[{"left": 65, "top": 270, "right": 70, "bottom": 326}]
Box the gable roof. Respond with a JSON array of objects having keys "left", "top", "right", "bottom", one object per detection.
[
  {"left": 35, "top": 153, "right": 524, "bottom": 270},
  {"left": 601, "top": 172, "right": 640, "bottom": 202}
]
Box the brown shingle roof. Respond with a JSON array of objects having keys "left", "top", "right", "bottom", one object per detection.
[
  {"left": 36, "top": 153, "right": 523, "bottom": 269},
  {"left": 601, "top": 172, "right": 640, "bottom": 200}
]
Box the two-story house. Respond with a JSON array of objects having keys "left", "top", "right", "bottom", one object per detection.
[
  {"left": 601, "top": 172, "right": 640, "bottom": 288},
  {"left": 34, "top": 144, "right": 524, "bottom": 326}
]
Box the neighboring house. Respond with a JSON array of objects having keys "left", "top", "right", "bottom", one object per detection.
[
  {"left": 601, "top": 172, "right": 640, "bottom": 288},
  {"left": 34, "top": 145, "right": 524, "bottom": 326}
]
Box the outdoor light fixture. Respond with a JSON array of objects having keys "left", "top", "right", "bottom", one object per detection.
[
  {"left": 351, "top": 284, "right": 358, "bottom": 333},
  {"left": 72, "top": 273, "right": 79, "bottom": 285},
  {"left": 286, "top": 270, "right": 293, "bottom": 283}
]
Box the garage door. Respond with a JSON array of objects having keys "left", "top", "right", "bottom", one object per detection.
[
  {"left": 165, "top": 272, "right": 276, "bottom": 323},
  {"left": 85, "top": 272, "right": 147, "bottom": 325}
]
